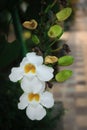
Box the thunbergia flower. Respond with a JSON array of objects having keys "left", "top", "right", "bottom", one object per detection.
[
  {"left": 21, "top": 77, "right": 45, "bottom": 93},
  {"left": 9, "top": 52, "right": 54, "bottom": 83},
  {"left": 18, "top": 91, "right": 54, "bottom": 120}
]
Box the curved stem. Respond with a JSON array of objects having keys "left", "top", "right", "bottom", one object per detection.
[
  {"left": 51, "top": 46, "right": 63, "bottom": 52},
  {"left": 11, "top": 7, "right": 27, "bottom": 57},
  {"left": 48, "top": 38, "right": 58, "bottom": 48}
]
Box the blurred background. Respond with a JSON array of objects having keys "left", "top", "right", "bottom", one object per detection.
[
  {"left": 0, "top": 0, "right": 87, "bottom": 130},
  {"left": 52, "top": 0, "right": 87, "bottom": 130}
]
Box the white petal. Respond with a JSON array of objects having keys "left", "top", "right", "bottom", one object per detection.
[
  {"left": 19, "top": 93, "right": 28, "bottom": 101},
  {"left": 37, "top": 65, "right": 54, "bottom": 81},
  {"left": 9, "top": 67, "right": 23, "bottom": 82},
  {"left": 26, "top": 52, "right": 43, "bottom": 65},
  {"left": 26, "top": 52, "right": 36, "bottom": 57},
  {"left": 20, "top": 57, "right": 28, "bottom": 67},
  {"left": 21, "top": 77, "right": 31, "bottom": 93},
  {"left": 18, "top": 93, "right": 29, "bottom": 110},
  {"left": 24, "top": 72, "right": 36, "bottom": 80},
  {"left": 40, "top": 91, "right": 54, "bottom": 108},
  {"left": 26, "top": 104, "right": 46, "bottom": 120},
  {"left": 21, "top": 77, "right": 45, "bottom": 93}
]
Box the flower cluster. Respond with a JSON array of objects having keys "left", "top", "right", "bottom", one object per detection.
[
  {"left": 9, "top": 5, "right": 73, "bottom": 121},
  {"left": 9, "top": 52, "right": 54, "bottom": 120}
]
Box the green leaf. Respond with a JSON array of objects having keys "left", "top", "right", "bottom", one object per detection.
[
  {"left": 58, "top": 56, "right": 74, "bottom": 66},
  {"left": 48, "top": 25, "right": 63, "bottom": 38},
  {"left": 32, "top": 34, "right": 40, "bottom": 44},
  {"left": 55, "top": 70, "right": 73, "bottom": 82},
  {"left": 56, "top": 7, "right": 72, "bottom": 21}
]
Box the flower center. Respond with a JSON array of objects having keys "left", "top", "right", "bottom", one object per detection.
[
  {"left": 28, "top": 93, "right": 40, "bottom": 101},
  {"left": 24, "top": 63, "right": 36, "bottom": 73}
]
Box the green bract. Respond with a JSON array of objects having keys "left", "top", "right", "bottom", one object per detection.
[
  {"left": 48, "top": 25, "right": 63, "bottom": 38},
  {"left": 55, "top": 70, "right": 73, "bottom": 82},
  {"left": 56, "top": 7, "right": 72, "bottom": 21},
  {"left": 32, "top": 35, "right": 40, "bottom": 44},
  {"left": 58, "top": 56, "right": 74, "bottom": 66}
]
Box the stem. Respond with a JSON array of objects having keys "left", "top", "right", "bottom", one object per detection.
[
  {"left": 51, "top": 0, "right": 58, "bottom": 8},
  {"left": 51, "top": 46, "right": 63, "bottom": 52},
  {"left": 48, "top": 38, "right": 58, "bottom": 48},
  {"left": 44, "top": 0, "right": 57, "bottom": 13},
  {"left": 11, "top": 7, "right": 27, "bottom": 57}
]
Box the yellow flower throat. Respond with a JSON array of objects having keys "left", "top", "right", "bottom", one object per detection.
[
  {"left": 28, "top": 93, "right": 40, "bottom": 101},
  {"left": 24, "top": 63, "right": 36, "bottom": 73}
]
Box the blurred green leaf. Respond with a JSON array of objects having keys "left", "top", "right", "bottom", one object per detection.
[
  {"left": 0, "top": 11, "right": 10, "bottom": 33},
  {"left": 56, "top": 7, "right": 72, "bottom": 21},
  {"left": 48, "top": 25, "right": 63, "bottom": 38},
  {"left": 0, "top": 37, "right": 21, "bottom": 69},
  {"left": 55, "top": 70, "right": 73, "bottom": 82},
  {"left": 58, "top": 55, "right": 74, "bottom": 66}
]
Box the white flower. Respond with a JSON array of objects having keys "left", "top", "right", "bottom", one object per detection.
[
  {"left": 21, "top": 77, "right": 45, "bottom": 93},
  {"left": 18, "top": 91, "right": 54, "bottom": 120},
  {"left": 9, "top": 52, "right": 54, "bottom": 82}
]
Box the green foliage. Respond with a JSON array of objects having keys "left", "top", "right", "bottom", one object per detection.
[
  {"left": 56, "top": 7, "right": 72, "bottom": 21},
  {"left": 0, "top": 0, "right": 21, "bottom": 11},
  {"left": 58, "top": 55, "right": 74, "bottom": 66},
  {"left": 55, "top": 70, "right": 73, "bottom": 82},
  {"left": 0, "top": 11, "right": 10, "bottom": 34},
  {"left": 0, "top": 36, "right": 21, "bottom": 69}
]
